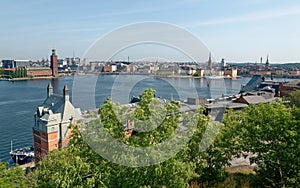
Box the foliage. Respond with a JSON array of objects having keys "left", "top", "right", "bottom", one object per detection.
[
  {"left": 187, "top": 108, "right": 233, "bottom": 186},
  {"left": 4, "top": 67, "right": 28, "bottom": 79},
  {"left": 14, "top": 67, "right": 27, "bottom": 78},
  {"left": 2, "top": 89, "right": 299, "bottom": 187},
  {"left": 223, "top": 101, "right": 300, "bottom": 187},
  {"left": 31, "top": 149, "right": 100, "bottom": 188},
  {"left": 0, "top": 162, "right": 27, "bottom": 188},
  {"left": 0, "top": 68, "right": 4, "bottom": 78},
  {"left": 31, "top": 89, "right": 201, "bottom": 187},
  {"left": 286, "top": 90, "right": 300, "bottom": 108}
]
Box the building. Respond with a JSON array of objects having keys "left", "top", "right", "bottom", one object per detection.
[
  {"left": 103, "top": 64, "right": 117, "bottom": 72},
  {"left": 224, "top": 68, "right": 238, "bottom": 79},
  {"left": 221, "top": 58, "right": 226, "bottom": 70},
  {"left": 207, "top": 52, "right": 212, "bottom": 70},
  {"left": 50, "top": 49, "right": 59, "bottom": 77},
  {"left": 32, "top": 84, "right": 81, "bottom": 162},
  {"left": 234, "top": 95, "right": 268, "bottom": 105},
  {"left": 27, "top": 67, "right": 52, "bottom": 77},
  {"left": 14, "top": 60, "right": 30, "bottom": 67},
  {"left": 2, "top": 60, "right": 14, "bottom": 68},
  {"left": 278, "top": 80, "right": 300, "bottom": 97}
]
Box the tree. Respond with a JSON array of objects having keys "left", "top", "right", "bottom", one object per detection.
[
  {"left": 0, "top": 162, "right": 28, "bottom": 188},
  {"left": 32, "top": 89, "right": 200, "bottom": 187},
  {"left": 223, "top": 101, "right": 300, "bottom": 187},
  {"left": 286, "top": 90, "right": 300, "bottom": 108},
  {"left": 15, "top": 68, "right": 20, "bottom": 78},
  {"left": 31, "top": 148, "right": 101, "bottom": 188},
  {"left": 0, "top": 68, "right": 4, "bottom": 78},
  {"left": 186, "top": 108, "right": 233, "bottom": 187}
]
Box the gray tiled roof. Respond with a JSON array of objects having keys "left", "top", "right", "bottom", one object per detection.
[
  {"left": 241, "top": 95, "right": 267, "bottom": 104},
  {"left": 41, "top": 93, "right": 81, "bottom": 121}
]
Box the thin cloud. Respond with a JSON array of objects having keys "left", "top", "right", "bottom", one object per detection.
[
  {"left": 86, "top": 6, "right": 170, "bottom": 19},
  {"left": 185, "top": 6, "right": 300, "bottom": 27}
]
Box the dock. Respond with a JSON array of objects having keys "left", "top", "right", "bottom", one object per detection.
[{"left": 19, "top": 161, "right": 36, "bottom": 170}]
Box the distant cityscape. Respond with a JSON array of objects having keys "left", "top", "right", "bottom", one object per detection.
[{"left": 1, "top": 49, "right": 300, "bottom": 80}]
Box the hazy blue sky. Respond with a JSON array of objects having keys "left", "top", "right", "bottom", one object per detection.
[{"left": 0, "top": 0, "right": 299, "bottom": 63}]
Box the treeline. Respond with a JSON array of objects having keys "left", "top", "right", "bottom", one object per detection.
[
  {"left": 0, "top": 67, "right": 28, "bottom": 79},
  {"left": 9, "top": 67, "right": 27, "bottom": 78},
  {"left": 0, "top": 89, "right": 299, "bottom": 187}
]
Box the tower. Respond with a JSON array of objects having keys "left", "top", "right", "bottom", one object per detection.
[
  {"left": 63, "top": 85, "right": 69, "bottom": 101},
  {"left": 265, "top": 55, "right": 270, "bottom": 67},
  {"left": 33, "top": 85, "right": 81, "bottom": 163},
  {"left": 50, "top": 48, "right": 58, "bottom": 77},
  {"left": 47, "top": 83, "right": 53, "bottom": 97},
  {"left": 208, "top": 52, "right": 212, "bottom": 70},
  {"left": 221, "top": 58, "right": 226, "bottom": 70}
]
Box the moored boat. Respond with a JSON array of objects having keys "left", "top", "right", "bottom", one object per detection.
[{"left": 9, "top": 145, "right": 34, "bottom": 165}]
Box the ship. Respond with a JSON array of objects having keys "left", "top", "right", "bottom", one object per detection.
[{"left": 9, "top": 142, "right": 34, "bottom": 165}]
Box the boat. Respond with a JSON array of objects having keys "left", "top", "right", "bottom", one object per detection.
[
  {"left": 205, "top": 75, "right": 224, "bottom": 80},
  {"left": 9, "top": 141, "right": 34, "bottom": 165}
]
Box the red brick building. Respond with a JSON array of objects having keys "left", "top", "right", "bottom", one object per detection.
[
  {"left": 32, "top": 84, "right": 81, "bottom": 162},
  {"left": 278, "top": 81, "right": 300, "bottom": 97},
  {"left": 27, "top": 67, "right": 52, "bottom": 77}
]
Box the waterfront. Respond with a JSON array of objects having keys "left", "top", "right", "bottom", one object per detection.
[{"left": 0, "top": 75, "right": 263, "bottom": 162}]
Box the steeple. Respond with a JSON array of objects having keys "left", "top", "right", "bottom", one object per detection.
[
  {"left": 47, "top": 83, "right": 53, "bottom": 97},
  {"left": 208, "top": 52, "right": 212, "bottom": 70},
  {"left": 266, "top": 55, "right": 270, "bottom": 67},
  {"left": 63, "top": 85, "right": 69, "bottom": 101}
]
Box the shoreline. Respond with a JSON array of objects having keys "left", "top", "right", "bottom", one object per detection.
[
  {"left": 0, "top": 76, "right": 61, "bottom": 81},
  {"left": 1, "top": 72, "right": 299, "bottom": 82}
]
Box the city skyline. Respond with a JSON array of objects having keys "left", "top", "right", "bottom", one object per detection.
[{"left": 0, "top": 0, "right": 300, "bottom": 63}]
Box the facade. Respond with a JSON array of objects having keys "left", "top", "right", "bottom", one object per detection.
[
  {"left": 2, "top": 60, "right": 14, "bottom": 68},
  {"left": 14, "top": 60, "right": 30, "bottom": 67},
  {"left": 2, "top": 60, "right": 30, "bottom": 68},
  {"left": 50, "top": 49, "right": 59, "bottom": 77},
  {"left": 27, "top": 67, "right": 52, "bottom": 77},
  {"left": 103, "top": 65, "right": 117, "bottom": 72},
  {"left": 278, "top": 81, "right": 300, "bottom": 97},
  {"left": 32, "top": 84, "right": 81, "bottom": 162},
  {"left": 224, "top": 68, "right": 238, "bottom": 79}
]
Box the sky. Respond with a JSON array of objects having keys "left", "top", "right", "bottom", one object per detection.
[{"left": 0, "top": 0, "right": 300, "bottom": 63}]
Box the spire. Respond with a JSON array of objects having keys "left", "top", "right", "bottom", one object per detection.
[
  {"left": 266, "top": 55, "right": 270, "bottom": 67},
  {"left": 63, "top": 85, "right": 69, "bottom": 101},
  {"left": 208, "top": 52, "right": 212, "bottom": 70},
  {"left": 47, "top": 83, "right": 53, "bottom": 97}
]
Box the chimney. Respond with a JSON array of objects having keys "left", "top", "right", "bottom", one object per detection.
[
  {"left": 47, "top": 83, "right": 53, "bottom": 97},
  {"left": 63, "top": 85, "right": 69, "bottom": 101}
]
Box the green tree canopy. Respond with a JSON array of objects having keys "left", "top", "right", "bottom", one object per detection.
[
  {"left": 0, "top": 162, "right": 27, "bottom": 188},
  {"left": 286, "top": 90, "right": 300, "bottom": 108},
  {"left": 223, "top": 101, "right": 300, "bottom": 187}
]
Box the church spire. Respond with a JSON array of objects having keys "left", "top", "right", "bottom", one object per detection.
[
  {"left": 208, "top": 52, "right": 212, "bottom": 70},
  {"left": 266, "top": 55, "right": 270, "bottom": 67}
]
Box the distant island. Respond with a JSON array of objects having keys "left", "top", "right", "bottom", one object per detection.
[{"left": 1, "top": 49, "right": 300, "bottom": 81}]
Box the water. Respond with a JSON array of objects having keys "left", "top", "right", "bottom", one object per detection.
[{"left": 0, "top": 75, "right": 251, "bottom": 162}]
